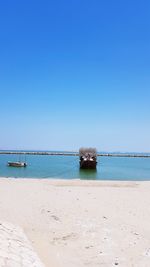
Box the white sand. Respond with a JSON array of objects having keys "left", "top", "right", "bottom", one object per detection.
[
  {"left": 0, "top": 221, "right": 45, "bottom": 267},
  {"left": 0, "top": 178, "right": 150, "bottom": 267}
]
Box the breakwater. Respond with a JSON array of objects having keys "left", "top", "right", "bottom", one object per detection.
[{"left": 0, "top": 151, "right": 150, "bottom": 158}]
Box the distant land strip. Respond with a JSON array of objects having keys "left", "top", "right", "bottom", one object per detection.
[{"left": 0, "top": 151, "right": 150, "bottom": 158}]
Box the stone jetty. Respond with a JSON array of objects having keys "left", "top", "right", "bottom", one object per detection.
[{"left": 0, "top": 151, "right": 150, "bottom": 158}]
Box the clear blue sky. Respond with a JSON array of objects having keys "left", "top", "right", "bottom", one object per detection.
[{"left": 0, "top": 0, "right": 150, "bottom": 152}]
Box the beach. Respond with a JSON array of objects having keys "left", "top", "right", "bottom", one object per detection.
[{"left": 0, "top": 178, "right": 150, "bottom": 267}]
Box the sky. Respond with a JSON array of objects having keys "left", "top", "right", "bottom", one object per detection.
[{"left": 0, "top": 0, "right": 150, "bottom": 152}]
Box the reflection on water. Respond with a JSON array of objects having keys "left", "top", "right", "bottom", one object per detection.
[{"left": 79, "top": 169, "right": 97, "bottom": 180}]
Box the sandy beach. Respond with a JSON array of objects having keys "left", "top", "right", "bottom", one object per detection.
[{"left": 0, "top": 178, "right": 150, "bottom": 267}]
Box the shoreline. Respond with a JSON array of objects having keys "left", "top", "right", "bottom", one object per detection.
[
  {"left": 1, "top": 176, "right": 150, "bottom": 183},
  {"left": 0, "top": 176, "right": 143, "bottom": 184}
]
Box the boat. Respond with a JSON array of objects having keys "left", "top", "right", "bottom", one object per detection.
[
  {"left": 8, "top": 161, "right": 27, "bottom": 167},
  {"left": 7, "top": 153, "right": 27, "bottom": 167},
  {"left": 79, "top": 147, "right": 97, "bottom": 169}
]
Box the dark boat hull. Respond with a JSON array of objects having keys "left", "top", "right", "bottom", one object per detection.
[{"left": 80, "top": 160, "right": 97, "bottom": 169}]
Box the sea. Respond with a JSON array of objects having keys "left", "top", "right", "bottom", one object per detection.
[{"left": 0, "top": 152, "right": 150, "bottom": 180}]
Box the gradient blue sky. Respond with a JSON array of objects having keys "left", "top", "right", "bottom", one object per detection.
[{"left": 0, "top": 0, "right": 150, "bottom": 152}]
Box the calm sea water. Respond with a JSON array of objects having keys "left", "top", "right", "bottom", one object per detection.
[{"left": 0, "top": 154, "right": 150, "bottom": 180}]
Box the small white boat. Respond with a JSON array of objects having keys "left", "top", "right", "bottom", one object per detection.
[{"left": 8, "top": 161, "right": 27, "bottom": 167}]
